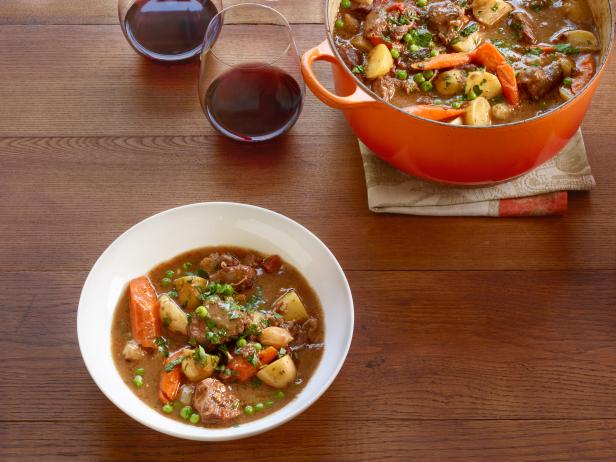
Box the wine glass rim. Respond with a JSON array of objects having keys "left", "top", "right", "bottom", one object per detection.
[{"left": 203, "top": 2, "right": 295, "bottom": 68}]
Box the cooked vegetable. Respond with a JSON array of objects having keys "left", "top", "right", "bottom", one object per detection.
[
  {"left": 465, "top": 71, "right": 502, "bottom": 100},
  {"left": 273, "top": 290, "right": 309, "bottom": 322},
  {"left": 181, "top": 348, "right": 219, "bottom": 382},
  {"left": 256, "top": 355, "right": 297, "bottom": 389},
  {"left": 365, "top": 44, "right": 394, "bottom": 79},
  {"left": 559, "top": 57, "right": 574, "bottom": 77},
  {"left": 259, "top": 327, "right": 294, "bottom": 349},
  {"left": 133, "top": 375, "right": 144, "bottom": 387},
  {"left": 559, "top": 86, "right": 574, "bottom": 101},
  {"left": 403, "top": 105, "right": 467, "bottom": 121},
  {"left": 472, "top": 0, "right": 512, "bottom": 26},
  {"left": 179, "top": 384, "right": 194, "bottom": 405},
  {"left": 452, "top": 32, "right": 481, "bottom": 53},
  {"left": 159, "top": 349, "right": 187, "bottom": 403},
  {"left": 173, "top": 276, "right": 207, "bottom": 310},
  {"left": 158, "top": 294, "right": 188, "bottom": 335},
  {"left": 412, "top": 52, "right": 472, "bottom": 71},
  {"left": 564, "top": 30, "right": 599, "bottom": 50},
  {"left": 564, "top": 0, "right": 593, "bottom": 23},
  {"left": 122, "top": 340, "right": 145, "bottom": 361},
  {"left": 465, "top": 97, "right": 492, "bottom": 126},
  {"left": 491, "top": 103, "right": 514, "bottom": 120},
  {"left": 351, "top": 35, "right": 373, "bottom": 53},
  {"left": 449, "top": 116, "right": 464, "bottom": 125},
  {"left": 572, "top": 53, "right": 596, "bottom": 93},
  {"left": 129, "top": 276, "right": 160, "bottom": 349},
  {"left": 434, "top": 69, "right": 466, "bottom": 97}
]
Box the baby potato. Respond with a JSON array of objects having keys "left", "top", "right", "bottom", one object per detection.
[
  {"left": 558, "top": 57, "right": 573, "bottom": 77},
  {"left": 491, "top": 103, "right": 514, "bottom": 121},
  {"left": 559, "top": 86, "right": 574, "bottom": 101},
  {"left": 273, "top": 290, "right": 309, "bottom": 322},
  {"left": 259, "top": 327, "right": 294, "bottom": 349},
  {"left": 434, "top": 69, "right": 466, "bottom": 97},
  {"left": 465, "top": 97, "right": 492, "bottom": 126},
  {"left": 173, "top": 276, "right": 207, "bottom": 310},
  {"left": 365, "top": 44, "right": 394, "bottom": 79},
  {"left": 564, "top": 30, "right": 599, "bottom": 50},
  {"left": 256, "top": 355, "right": 297, "bottom": 389},
  {"left": 449, "top": 116, "right": 464, "bottom": 126},
  {"left": 159, "top": 294, "right": 188, "bottom": 335},
  {"left": 452, "top": 31, "right": 481, "bottom": 52},
  {"left": 465, "top": 71, "right": 502, "bottom": 100},
  {"left": 181, "top": 349, "right": 219, "bottom": 382},
  {"left": 472, "top": 0, "right": 513, "bottom": 26}
]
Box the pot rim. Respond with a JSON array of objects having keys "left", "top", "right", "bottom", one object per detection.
[{"left": 324, "top": 0, "right": 614, "bottom": 129}]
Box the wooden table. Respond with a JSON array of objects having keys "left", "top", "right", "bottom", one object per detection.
[{"left": 2, "top": 1, "right": 616, "bottom": 460}]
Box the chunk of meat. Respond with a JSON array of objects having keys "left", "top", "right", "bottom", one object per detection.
[
  {"left": 210, "top": 264, "right": 256, "bottom": 292},
  {"left": 338, "top": 42, "right": 363, "bottom": 68},
  {"left": 192, "top": 378, "right": 241, "bottom": 422},
  {"left": 391, "top": 24, "right": 412, "bottom": 41},
  {"left": 287, "top": 317, "right": 320, "bottom": 347},
  {"left": 517, "top": 62, "right": 563, "bottom": 99},
  {"left": 364, "top": 7, "right": 388, "bottom": 41},
  {"left": 350, "top": 0, "right": 374, "bottom": 15},
  {"left": 261, "top": 255, "right": 282, "bottom": 274},
  {"left": 372, "top": 75, "right": 418, "bottom": 102},
  {"left": 509, "top": 11, "right": 536, "bottom": 44},
  {"left": 188, "top": 297, "right": 249, "bottom": 346},
  {"left": 427, "top": 1, "right": 465, "bottom": 43},
  {"left": 199, "top": 252, "right": 239, "bottom": 275}
]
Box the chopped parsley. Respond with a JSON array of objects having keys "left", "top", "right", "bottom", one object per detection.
[
  {"left": 163, "top": 355, "right": 185, "bottom": 372},
  {"left": 243, "top": 286, "right": 265, "bottom": 312},
  {"left": 154, "top": 336, "right": 169, "bottom": 357},
  {"left": 460, "top": 23, "right": 478, "bottom": 37},
  {"left": 555, "top": 43, "right": 579, "bottom": 55}
]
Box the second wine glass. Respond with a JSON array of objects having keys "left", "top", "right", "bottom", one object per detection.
[{"left": 199, "top": 3, "right": 305, "bottom": 142}]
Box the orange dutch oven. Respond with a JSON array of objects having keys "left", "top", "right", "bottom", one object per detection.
[{"left": 301, "top": 0, "right": 614, "bottom": 185}]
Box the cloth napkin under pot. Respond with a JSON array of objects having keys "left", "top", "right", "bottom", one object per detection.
[{"left": 359, "top": 130, "right": 595, "bottom": 217}]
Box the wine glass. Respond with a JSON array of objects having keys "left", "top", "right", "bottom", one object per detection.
[
  {"left": 198, "top": 3, "right": 305, "bottom": 142},
  {"left": 119, "top": 0, "right": 222, "bottom": 62}
]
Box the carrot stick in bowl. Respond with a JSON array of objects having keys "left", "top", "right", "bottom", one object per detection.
[
  {"left": 159, "top": 350, "right": 185, "bottom": 403},
  {"left": 129, "top": 276, "right": 160, "bottom": 349},
  {"left": 403, "top": 105, "right": 467, "bottom": 121}
]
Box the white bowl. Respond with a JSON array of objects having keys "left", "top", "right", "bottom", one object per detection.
[{"left": 77, "top": 202, "right": 353, "bottom": 441}]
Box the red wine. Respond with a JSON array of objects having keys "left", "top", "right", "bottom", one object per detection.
[
  {"left": 204, "top": 64, "right": 303, "bottom": 142},
  {"left": 123, "top": 0, "right": 217, "bottom": 61}
]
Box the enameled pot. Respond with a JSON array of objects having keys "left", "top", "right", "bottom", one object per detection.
[{"left": 301, "top": 0, "right": 614, "bottom": 185}]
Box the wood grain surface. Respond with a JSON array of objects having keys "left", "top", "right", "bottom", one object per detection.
[{"left": 1, "top": 0, "right": 615, "bottom": 460}]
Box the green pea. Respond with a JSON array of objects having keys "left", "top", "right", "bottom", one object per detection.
[
  {"left": 417, "top": 0, "right": 427, "bottom": 7},
  {"left": 195, "top": 306, "right": 208, "bottom": 319},
  {"left": 244, "top": 405, "right": 255, "bottom": 416},
  {"left": 452, "top": 101, "right": 462, "bottom": 109},
  {"left": 132, "top": 375, "right": 143, "bottom": 388},
  {"left": 253, "top": 343, "right": 263, "bottom": 352},
  {"left": 423, "top": 69, "right": 434, "bottom": 79},
  {"left": 222, "top": 285, "right": 234, "bottom": 296},
  {"left": 165, "top": 270, "right": 174, "bottom": 278},
  {"left": 409, "top": 44, "right": 420, "bottom": 52},
  {"left": 430, "top": 49, "right": 439, "bottom": 57},
  {"left": 335, "top": 19, "right": 345, "bottom": 29},
  {"left": 420, "top": 81, "right": 433, "bottom": 92},
  {"left": 135, "top": 367, "right": 145, "bottom": 376},
  {"left": 390, "top": 48, "right": 400, "bottom": 59},
  {"left": 413, "top": 73, "right": 426, "bottom": 84},
  {"left": 162, "top": 403, "right": 174, "bottom": 414},
  {"left": 403, "top": 33, "right": 413, "bottom": 44},
  {"left": 563, "top": 77, "right": 573, "bottom": 87},
  {"left": 182, "top": 262, "right": 192, "bottom": 271},
  {"left": 395, "top": 69, "right": 408, "bottom": 80},
  {"left": 161, "top": 277, "right": 172, "bottom": 286},
  {"left": 168, "top": 290, "right": 178, "bottom": 299},
  {"left": 266, "top": 400, "right": 274, "bottom": 408},
  {"left": 180, "top": 406, "right": 193, "bottom": 420},
  {"left": 466, "top": 89, "right": 478, "bottom": 100},
  {"left": 189, "top": 413, "right": 201, "bottom": 424},
  {"left": 236, "top": 338, "right": 247, "bottom": 348},
  {"left": 255, "top": 402, "right": 265, "bottom": 412},
  {"left": 273, "top": 390, "right": 285, "bottom": 400},
  {"left": 341, "top": 0, "right": 351, "bottom": 8}
]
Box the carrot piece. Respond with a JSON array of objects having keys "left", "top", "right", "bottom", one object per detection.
[
  {"left": 386, "top": 3, "right": 405, "bottom": 12},
  {"left": 496, "top": 63, "right": 520, "bottom": 106},
  {"left": 571, "top": 54, "right": 596, "bottom": 94},
  {"left": 411, "top": 52, "right": 472, "bottom": 70},
  {"left": 471, "top": 43, "right": 507, "bottom": 71},
  {"left": 129, "top": 276, "right": 160, "bottom": 349},
  {"left": 159, "top": 350, "right": 185, "bottom": 403},
  {"left": 227, "top": 356, "right": 257, "bottom": 382},
  {"left": 369, "top": 36, "right": 391, "bottom": 48},
  {"left": 403, "top": 105, "right": 467, "bottom": 121},
  {"left": 258, "top": 346, "right": 278, "bottom": 365}
]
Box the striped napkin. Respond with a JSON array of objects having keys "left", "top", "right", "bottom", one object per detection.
[{"left": 359, "top": 130, "right": 595, "bottom": 217}]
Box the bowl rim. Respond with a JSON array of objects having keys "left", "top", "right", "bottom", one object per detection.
[
  {"left": 324, "top": 0, "right": 615, "bottom": 129},
  {"left": 77, "top": 201, "right": 354, "bottom": 441}
]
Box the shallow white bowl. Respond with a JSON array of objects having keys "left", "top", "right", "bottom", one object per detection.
[{"left": 77, "top": 202, "right": 354, "bottom": 441}]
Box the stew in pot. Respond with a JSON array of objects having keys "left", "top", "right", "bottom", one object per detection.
[
  {"left": 112, "top": 247, "right": 324, "bottom": 428},
  {"left": 333, "top": 0, "right": 600, "bottom": 124}
]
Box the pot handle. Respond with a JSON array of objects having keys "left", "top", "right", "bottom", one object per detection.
[{"left": 301, "top": 40, "right": 376, "bottom": 110}]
